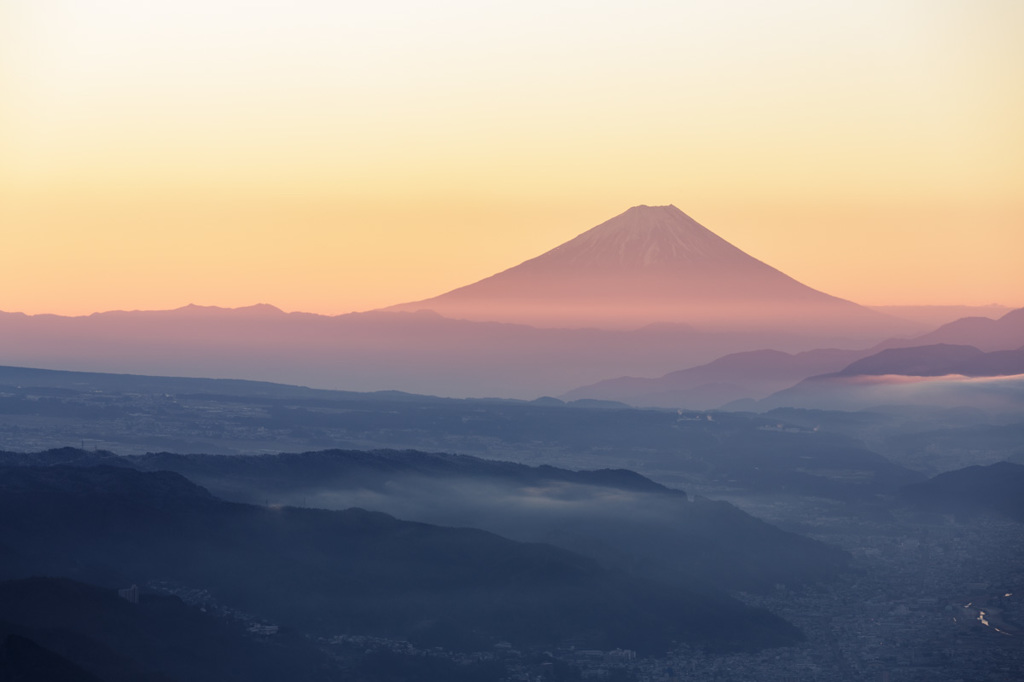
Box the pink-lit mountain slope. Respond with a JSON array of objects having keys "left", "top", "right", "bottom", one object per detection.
[
  {"left": 901, "top": 307, "right": 1024, "bottom": 352},
  {"left": 387, "top": 205, "right": 912, "bottom": 335},
  {"left": 867, "top": 305, "right": 1012, "bottom": 329},
  {"left": 561, "top": 348, "right": 869, "bottom": 410}
]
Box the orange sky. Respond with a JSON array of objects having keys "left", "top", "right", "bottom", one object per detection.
[{"left": 1, "top": 0, "right": 1022, "bottom": 316}]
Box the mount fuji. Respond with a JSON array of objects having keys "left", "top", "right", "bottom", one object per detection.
[{"left": 387, "top": 205, "right": 904, "bottom": 333}]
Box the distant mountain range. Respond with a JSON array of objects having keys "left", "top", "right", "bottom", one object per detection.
[
  {"left": 867, "top": 304, "right": 1013, "bottom": 329},
  {"left": 563, "top": 307, "right": 1024, "bottom": 409},
  {"left": 388, "top": 205, "right": 909, "bottom": 335},
  {"left": 833, "top": 344, "right": 1024, "bottom": 378},
  {"left": 757, "top": 343, "right": 1024, "bottom": 412},
  {"left": 0, "top": 304, "right": 912, "bottom": 399},
  {"left": 562, "top": 347, "right": 867, "bottom": 409},
  {"left": 901, "top": 307, "right": 1024, "bottom": 351}
]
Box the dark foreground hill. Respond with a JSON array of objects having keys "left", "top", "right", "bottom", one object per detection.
[
  {"left": 900, "top": 461, "right": 1024, "bottom": 522},
  {"left": 92, "top": 448, "right": 847, "bottom": 593},
  {"left": 133, "top": 448, "right": 680, "bottom": 498},
  {"left": 0, "top": 577, "right": 337, "bottom": 682},
  {"left": 0, "top": 448, "right": 850, "bottom": 593},
  {"left": 0, "top": 465, "right": 800, "bottom": 654},
  {"left": 0, "top": 630, "right": 104, "bottom": 682}
]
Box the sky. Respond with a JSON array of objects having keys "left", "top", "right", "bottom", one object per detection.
[{"left": 2, "top": 0, "right": 1022, "bottom": 316}]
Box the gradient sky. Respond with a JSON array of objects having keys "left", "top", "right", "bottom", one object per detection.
[{"left": 2, "top": 0, "right": 1022, "bottom": 316}]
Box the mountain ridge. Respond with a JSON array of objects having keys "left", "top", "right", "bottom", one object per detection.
[
  {"left": 561, "top": 347, "right": 868, "bottom": 409},
  {"left": 0, "top": 307, "right": 906, "bottom": 398},
  {"left": 752, "top": 341, "right": 1024, "bottom": 412},
  {"left": 833, "top": 344, "right": 1024, "bottom": 378},
  {"left": 0, "top": 464, "right": 802, "bottom": 653},
  {"left": 560, "top": 306, "right": 1024, "bottom": 409}
]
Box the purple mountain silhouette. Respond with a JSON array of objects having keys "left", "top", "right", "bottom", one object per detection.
[
  {"left": 561, "top": 348, "right": 868, "bottom": 409},
  {"left": 834, "top": 344, "right": 1024, "bottom": 378},
  {"left": 756, "top": 342, "right": 1024, "bottom": 412},
  {"left": 561, "top": 306, "right": 1024, "bottom": 409},
  {"left": 1, "top": 305, "right": 898, "bottom": 399},
  {"left": 903, "top": 308, "right": 1024, "bottom": 351}
]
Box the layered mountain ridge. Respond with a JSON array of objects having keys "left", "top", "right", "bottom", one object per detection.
[{"left": 562, "top": 306, "right": 1024, "bottom": 409}]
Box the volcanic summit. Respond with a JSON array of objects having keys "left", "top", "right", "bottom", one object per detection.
[{"left": 388, "top": 205, "right": 896, "bottom": 333}]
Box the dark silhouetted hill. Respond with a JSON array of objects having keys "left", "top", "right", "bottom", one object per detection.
[
  {"left": 0, "top": 448, "right": 851, "bottom": 593},
  {"left": 0, "top": 465, "right": 800, "bottom": 653},
  {"left": 128, "top": 449, "right": 847, "bottom": 593},
  {"left": 0, "top": 631, "right": 105, "bottom": 682},
  {"left": 133, "top": 448, "right": 681, "bottom": 497},
  {"left": 0, "top": 576, "right": 336, "bottom": 682},
  {"left": 900, "top": 462, "right": 1024, "bottom": 521}
]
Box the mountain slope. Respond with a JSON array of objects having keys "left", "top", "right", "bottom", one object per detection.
[
  {"left": 127, "top": 449, "right": 847, "bottom": 593},
  {"left": 559, "top": 307, "right": 1024, "bottom": 409},
  {"left": 835, "top": 344, "right": 1024, "bottom": 378},
  {"left": 900, "top": 462, "right": 1024, "bottom": 521},
  {"left": 0, "top": 465, "right": 800, "bottom": 653},
  {"left": 904, "top": 307, "right": 1024, "bottom": 351},
  {"left": 868, "top": 304, "right": 1012, "bottom": 328},
  {"left": 0, "top": 577, "right": 337, "bottom": 682},
  {"left": 758, "top": 344, "right": 1024, "bottom": 412},
  {"left": 0, "top": 306, "right": 907, "bottom": 399},
  {"left": 561, "top": 347, "right": 868, "bottom": 409},
  {"left": 0, "top": 448, "right": 850, "bottom": 594},
  {"left": 388, "top": 205, "right": 905, "bottom": 333}
]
